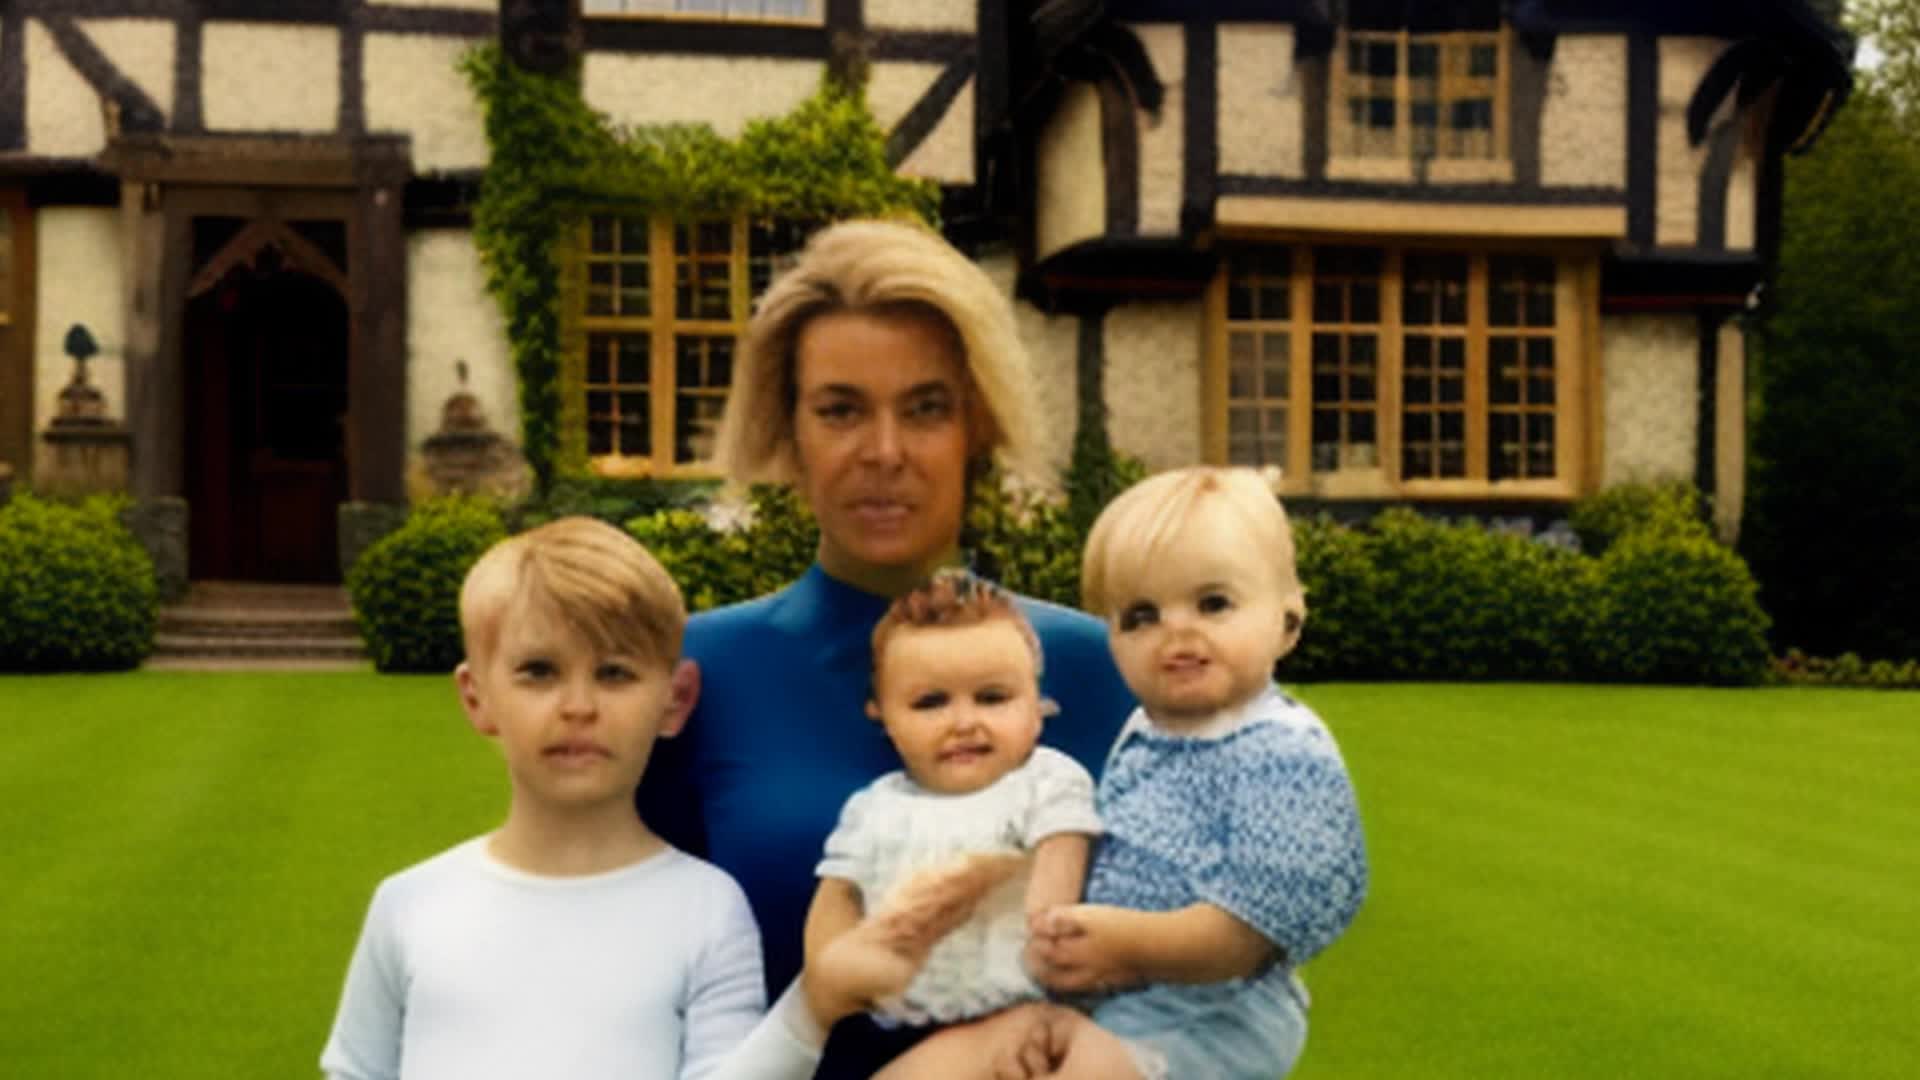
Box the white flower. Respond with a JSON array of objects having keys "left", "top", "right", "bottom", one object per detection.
[{"left": 700, "top": 493, "right": 755, "bottom": 534}]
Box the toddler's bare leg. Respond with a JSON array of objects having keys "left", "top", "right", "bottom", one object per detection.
[
  {"left": 873, "top": 1003, "right": 1147, "bottom": 1080},
  {"left": 1030, "top": 1012, "right": 1148, "bottom": 1080}
]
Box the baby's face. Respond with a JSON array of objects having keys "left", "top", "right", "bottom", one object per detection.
[
  {"left": 868, "top": 619, "right": 1044, "bottom": 794},
  {"left": 1105, "top": 523, "right": 1297, "bottom": 727}
]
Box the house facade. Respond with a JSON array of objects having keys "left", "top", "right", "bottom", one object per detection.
[{"left": 0, "top": 0, "right": 1850, "bottom": 584}]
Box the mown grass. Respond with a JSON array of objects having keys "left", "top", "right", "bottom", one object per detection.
[
  {"left": 0, "top": 675, "right": 1913, "bottom": 1078},
  {"left": 1291, "top": 683, "right": 1919, "bottom": 1080}
]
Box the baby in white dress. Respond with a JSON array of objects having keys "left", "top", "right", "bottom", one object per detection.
[{"left": 804, "top": 570, "right": 1101, "bottom": 1036}]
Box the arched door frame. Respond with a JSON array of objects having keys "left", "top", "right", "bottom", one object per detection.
[{"left": 107, "top": 134, "right": 409, "bottom": 507}]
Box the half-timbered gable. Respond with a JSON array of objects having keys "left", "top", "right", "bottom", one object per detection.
[{"left": 1016, "top": 0, "right": 1848, "bottom": 538}]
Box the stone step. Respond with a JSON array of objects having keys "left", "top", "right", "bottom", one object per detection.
[
  {"left": 151, "top": 632, "right": 369, "bottom": 661},
  {"left": 157, "top": 608, "right": 360, "bottom": 639},
  {"left": 142, "top": 655, "right": 373, "bottom": 673}
]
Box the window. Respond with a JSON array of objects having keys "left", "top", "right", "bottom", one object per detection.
[
  {"left": 1212, "top": 244, "right": 1589, "bottom": 498},
  {"left": 582, "top": 0, "right": 820, "bottom": 21},
  {"left": 573, "top": 216, "right": 808, "bottom": 475},
  {"left": 1330, "top": 0, "right": 1510, "bottom": 182}
]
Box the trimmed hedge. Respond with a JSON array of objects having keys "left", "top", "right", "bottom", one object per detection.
[
  {"left": 350, "top": 479, "right": 1772, "bottom": 685},
  {"left": 1587, "top": 532, "right": 1770, "bottom": 685},
  {"left": 629, "top": 486, "right": 816, "bottom": 612},
  {"left": 1567, "top": 477, "right": 1710, "bottom": 555},
  {"left": 0, "top": 494, "right": 158, "bottom": 671},
  {"left": 347, "top": 498, "right": 507, "bottom": 673}
]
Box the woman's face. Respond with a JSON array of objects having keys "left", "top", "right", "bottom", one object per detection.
[{"left": 791, "top": 307, "right": 979, "bottom": 592}]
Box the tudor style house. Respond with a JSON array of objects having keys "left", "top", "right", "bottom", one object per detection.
[{"left": 0, "top": 0, "right": 1850, "bottom": 585}]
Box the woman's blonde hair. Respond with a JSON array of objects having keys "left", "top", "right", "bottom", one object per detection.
[
  {"left": 711, "top": 218, "right": 1043, "bottom": 483},
  {"left": 1081, "top": 466, "right": 1306, "bottom": 631},
  {"left": 459, "top": 516, "right": 686, "bottom": 667}
]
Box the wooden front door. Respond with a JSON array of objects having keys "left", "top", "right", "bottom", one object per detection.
[{"left": 185, "top": 217, "right": 351, "bottom": 582}]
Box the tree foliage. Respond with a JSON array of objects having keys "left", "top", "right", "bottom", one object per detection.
[
  {"left": 1849, "top": 0, "right": 1920, "bottom": 117},
  {"left": 1743, "top": 80, "right": 1920, "bottom": 660}
]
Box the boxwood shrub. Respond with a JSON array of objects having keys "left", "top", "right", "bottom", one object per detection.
[
  {"left": 628, "top": 486, "right": 815, "bottom": 612},
  {"left": 353, "top": 475, "right": 1769, "bottom": 685},
  {"left": 1289, "top": 510, "right": 1592, "bottom": 682},
  {"left": 0, "top": 494, "right": 158, "bottom": 671},
  {"left": 1586, "top": 531, "right": 1771, "bottom": 685},
  {"left": 347, "top": 497, "right": 506, "bottom": 673},
  {"left": 1567, "top": 478, "right": 1710, "bottom": 555}
]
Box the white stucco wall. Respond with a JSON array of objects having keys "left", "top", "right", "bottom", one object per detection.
[
  {"left": 1105, "top": 301, "right": 1204, "bottom": 469},
  {"left": 864, "top": 0, "right": 974, "bottom": 32},
  {"left": 1656, "top": 37, "right": 1726, "bottom": 248},
  {"left": 1131, "top": 24, "right": 1185, "bottom": 236},
  {"left": 1218, "top": 23, "right": 1303, "bottom": 179},
  {"left": 1601, "top": 313, "right": 1697, "bottom": 486},
  {"left": 32, "top": 209, "right": 126, "bottom": 476},
  {"left": 365, "top": 33, "right": 488, "bottom": 173},
  {"left": 1540, "top": 35, "right": 1627, "bottom": 189},
  {"left": 25, "top": 21, "right": 107, "bottom": 158},
  {"left": 1035, "top": 82, "right": 1105, "bottom": 260},
  {"left": 984, "top": 254, "right": 1078, "bottom": 480},
  {"left": 80, "top": 18, "right": 176, "bottom": 123},
  {"left": 406, "top": 229, "right": 515, "bottom": 453},
  {"left": 868, "top": 61, "right": 975, "bottom": 185},
  {"left": 1725, "top": 134, "right": 1757, "bottom": 251},
  {"left": 203, "top": 24, "right": 341, "bottom": 132},
  {"left": 582, "top": 55, "right": 821, "bottom": 138}
]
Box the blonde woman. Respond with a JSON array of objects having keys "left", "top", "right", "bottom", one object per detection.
[{"left": 637, "top": 220, "right": 1134, "bottom": 1078}]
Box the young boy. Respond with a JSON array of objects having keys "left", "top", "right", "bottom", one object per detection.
[
  {"left": 321, "top": 517, "right": 997, "bottom": 1080},
  {"left": 999, "top": 467, "right": 1370, "bottom": 1079}
]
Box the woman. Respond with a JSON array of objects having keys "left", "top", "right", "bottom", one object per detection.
[{"left": 638, "top": 220, "right": 1135, "bottom": 1078}]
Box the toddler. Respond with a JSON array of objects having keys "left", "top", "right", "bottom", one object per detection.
[
  {"left": 803, "top": 569, "right": 1102, "bottom": 1074},
  {"left": 922, "top": 467, "right": 1370, "bottom": 1079}
]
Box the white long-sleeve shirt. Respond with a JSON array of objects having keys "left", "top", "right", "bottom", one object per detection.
[{"left": 321, "top": 839, "right": 822, "bottom": 1080}]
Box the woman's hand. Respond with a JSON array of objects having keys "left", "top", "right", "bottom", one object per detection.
[
  {"left": 1024, "top": 904, "right": 1141, "bottom": 994},
  {"left": 804, "top": 853, "right": 1025, "bottom": 1025}
]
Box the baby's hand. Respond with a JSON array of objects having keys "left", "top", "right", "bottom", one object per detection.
[
  {"left": 1024, "top": 904, "right": 1140, "bottom": 994},
  {"left": 807, "top": 854, "right": 1026, "bottom": 1025}
]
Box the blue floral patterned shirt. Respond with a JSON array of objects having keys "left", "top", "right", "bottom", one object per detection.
[{"left": 1085, "top": 686, "right": 1368, "bottom": 989}]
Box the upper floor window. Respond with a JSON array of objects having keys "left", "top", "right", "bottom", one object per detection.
[
  {"left": 572, "top": 215, "right": 809, "bottom": 475},
  {"left": 583, "top": 0, "right": 821, "bottom": 22},
  {"left": 1210, "top": 242, "right": 1589, "bottom": 499},
  {"left": 1330, "top": 1, "right": 1510, "bottom": 181}
]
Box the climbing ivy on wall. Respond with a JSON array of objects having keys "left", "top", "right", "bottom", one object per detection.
[{"left": 461, "top": 45, "right": 939, "bottom": 487}]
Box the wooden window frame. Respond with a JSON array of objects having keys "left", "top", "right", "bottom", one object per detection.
[
  {"left": 569, "top": 215, "right": 808, "bottom": 478},
  {"left": 1328, "top": 26, "right": 1512, "bottom": 183},
  {"left": 581, "top": 0, "right": 822, "bottom": 25},
  {"left": 1206, "top": 237, "right": 1595, "bottom": 502}
]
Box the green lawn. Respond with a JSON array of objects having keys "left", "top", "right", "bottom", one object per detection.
[{"left": 1, "top": 676, "right": 1914, "bottom": 1078}]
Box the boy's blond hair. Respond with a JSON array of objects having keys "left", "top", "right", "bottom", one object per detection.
[
  {"left": 868, "top": 569, "right": 1043, "bottom": 698},
  {"left": 711, "top": 218, "right": 1044, "bottom": 484},
  {"left": 1081, "top": 466, "right": 1306, "bottom": 628},
  {"left": 459, "top": 516, "right": 686, "bottom": 668}
]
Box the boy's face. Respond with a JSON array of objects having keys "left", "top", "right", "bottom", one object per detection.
[
  {"left": 867, "top": 619, "right": 1044, "bottom": 795},
  {"left": 1104, "top": 519, "right": 1297, "bottom": 727},
  {"left": 457, "top": 602, "right": 689, "bottom": 816}
]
